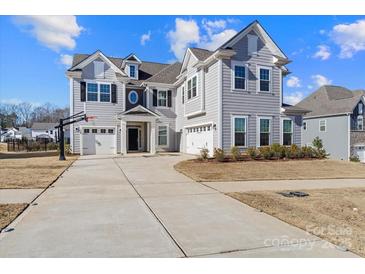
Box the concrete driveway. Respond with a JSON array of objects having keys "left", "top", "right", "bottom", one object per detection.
[{"left": 0, "top": 154, "right": 357, "bottom": 257}]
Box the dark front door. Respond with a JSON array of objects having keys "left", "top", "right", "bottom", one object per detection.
[{"left": 128, "top": 128, "right": 139, "bottom": 151}]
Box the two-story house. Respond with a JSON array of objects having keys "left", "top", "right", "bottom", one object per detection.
[
  {"left": 66, "top": 20, "right": 307, "bottom": 156},
  {"left": 296, "top": 85, "right": 365, "bottom": 162}
]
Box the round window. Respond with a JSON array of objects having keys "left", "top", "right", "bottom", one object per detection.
[{"left": 128, "top": 90, "right": 139, "bottom": 104}]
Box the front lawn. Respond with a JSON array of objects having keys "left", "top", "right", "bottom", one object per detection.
[
  {"left": 0, "top": 155, "right": 77, "bottom": 189},
  {"left": 174, "top": 159, "right": 365, "bottom": 182},
  {"left": 228, "top": 188, "right": 365, "bottom": 257},
  {"left": 0, "top": 204, "right": 27, "bottom": 230}
]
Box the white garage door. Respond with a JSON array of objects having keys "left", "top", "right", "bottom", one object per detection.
[
  {"left": 186, "top": 125, "right": 213, "bottom": 156},
  {"left": 82, "top": 128, "right": 116, "bottom": 155},
  {"left": 354, "top": 145, "right": 365, "bottom": 162}
]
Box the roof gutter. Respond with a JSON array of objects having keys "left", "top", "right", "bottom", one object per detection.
[
  {"left": 303, "top": 112, "right": 351, "bottom": 119},
  {"left": 141, "top": 82, "right": 176, "bottom": 89}
]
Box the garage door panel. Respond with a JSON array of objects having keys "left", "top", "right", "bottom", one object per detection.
[
  {"left": 186, "top": 126, "right": 213, "bottom": 156},
  {"left": 82, "top": 128, "right": 116, "bottom": 155}
]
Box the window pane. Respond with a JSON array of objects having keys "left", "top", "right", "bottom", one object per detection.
[
  {"left": 283, "top": 120, "right": 292, "bottom": 133},
  {"left": 87, "top": 83, "right": 97, "bottom": 92},
  {"left": 158, "top": 136, "right": 167, "bottom": 146},
  {"left": 158, "top": 91, "right": 167, "bottom": 106},
  {"left": 235, "top": 133, "right": 245, "bottom": 146},
  {"left": 235, "top": 78, "right": 245, "bottom": 90},
  {"left": 260, "top": 80, "right": 270, "bottom": 92},
  {"left": 130, "top": 65, "right": 135, "bottom": 78},
  {"left": 192, "top": 87, "right": 197, "bottom": 97},
  {"left": 260, "top": 133, "right": 270, "bottom": 146},
  {"left": 260, "top": 69, "right": 270, "bottom": 80},
  {"left": 100, "top": 129, "right": 106, "bottom": 134},
  {"left": 260, "top": 119, "right": 270, "bottom": 133},
  {"left": 283, "top": 133, "right": 292, "bottom": 146},
  {"left": 87, "top": 92, "right": 98, "bottom": 101},
  {"left": 235, "top": 66, "right": 245, "bottom": 78},
  {"left": 92, "top": 129, "right": 97, "bottom": 133},
  {"left": 100, "top": 85, "right": 110, "bottom": 102},
  {"left": 192, "top": 76, "right": 197, "bottom": 87},
  {"left": 158, "top": 126, "right": 168, "bottom": 146},
  {"left": 234, "top": 118, "right": 245, "bottom": 132},
  {"left": 108, "top": 129, "right": 114, "bottom": 134}
]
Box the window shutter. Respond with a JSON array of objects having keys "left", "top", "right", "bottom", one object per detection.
[
  {"left": 80, "top": 81, "right": 86, "bottom": 102},
  {"left": 167, "top": 90, "right": 172, "bottom": 107},
  {"left": 111, "top": 84, "right": 117, "bottom": 103},
  {"left": 153, "top": 89, "right": 157, "bottom": 106}
]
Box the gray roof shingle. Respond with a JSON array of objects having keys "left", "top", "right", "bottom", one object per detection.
[
  {"left": 296, "top": 85, "right": 365, "bottom": 117},
  {"left": 32, "top": 122, "right": 58, "bottom": 130},
  {"left": 144, "top": 62, "right": 182, "bottom": 84},
  {"left": 190, "top": 47, "right": 214, "bottom": 61}
]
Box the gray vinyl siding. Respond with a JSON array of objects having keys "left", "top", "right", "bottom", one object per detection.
[
  {"left": 281, "top": 115, "right": 302, "bottom": 146},
  {"left": 221, "top": 30, "right": 282, "bottom": 151},
  {"left": 147, "top": 88, "right": 177, "bottom": 151},
  {"left": 72, "top": 59, "right": 124, "bottom": 154},
  {"left": 302, "top": 115, "right": 349, "bottom": 160}
]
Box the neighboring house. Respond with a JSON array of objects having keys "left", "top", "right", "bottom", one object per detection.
[
  {"left": 0, "top": 127, "right": 21, "bottom": 142},
  {"left": 18, "top": 127, "right": 32, "bottom": 139},
  {"left": 66, "top": 20, "right": 307, "bottom": 156},
  {"left": 31, "top": 123, "right": 57, "bottom": 141},
  {"left": 296, "top": 85, "right": 365, "bottom": 161}
]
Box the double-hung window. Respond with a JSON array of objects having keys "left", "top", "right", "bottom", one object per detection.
[
  {"left": 234, "top": 65, "right": 246, "bottom": 90},
  {"left": 357, "top": 115, "right": 363, "bottom": 131},
  {"left": 187, "top": 76, "right": 197, "bottom": 100},
  {"left": 158, "top": 90, "right": 167, "bottom": 107},
  {"left": 129, "top": 65, "right": 136, "bottom": 78},
  {"left": 283, "top": 119, "right": 293, "bottom": 146},
  {"left": 158, "top": 126, "right": 168, "bottom": 146},
  {"left": 100, "top": 84, "right": 110, "bottom": 102},
  {"left": 259, "top": 67, "right": 271, "bottom": 92},
  {"left": 319, "top": 120, "right": 326, "bottom": 132},
  {"left": 87, "top": 83, "right": 98, "bottom": 101},
  {"left": 233, "top": 116, "right": 246, "bottom": 147},
  {"left": 259, "top": 118, "right": 271, "bottom": 146}
]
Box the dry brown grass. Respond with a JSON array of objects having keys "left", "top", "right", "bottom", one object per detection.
[
  {"left": 174, "top": 159, "right": 365, "bottom": 182},
  {"left": 0, "top": 155, "right": 77, "bottom": 189},
  {"left": 0, "top": 204, "right": 27, "bottom": 230},
  {"left": 228, "top": 188, "right": 365, "bottom": 257}
]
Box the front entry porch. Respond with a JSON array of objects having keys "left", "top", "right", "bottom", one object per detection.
[{"left": 118, "top": 105, "right": 159, "bottom": 155}]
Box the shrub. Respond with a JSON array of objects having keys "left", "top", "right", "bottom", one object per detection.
[
  {"left": 230, "top": 146, "right": 241, "bottom": 161},
  {"left": 213, "top": 148, "right": 225, "bottom": 162},
  {"left": 312, "top": 137, "right": 328, "bottom": 159},
  {"left": 246, "top": 147, "right": 258, "bottom": 159},
  {"left": 290, "top": 144, "right": 300, "bottom": 159},
  {"left": 199, "top": 148, "right": 209, "bottom": 161},
  {"left": 301, "top": 145, "right": 315, "bottom": 158},
  {"left": 350, "top": 155, "right": 360, "bottom": 162},
  {"left": 270, "top": 143, "right": 283, "bottom": 159},
  {"left": 259, "top": 146, "right": 273, "bottom": 160}
]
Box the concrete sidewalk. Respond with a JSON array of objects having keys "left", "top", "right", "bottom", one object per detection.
[
  {"left": 0, "top": 155, "right": 358, "bottom": 257},
  {"left": 203, "top": 178, "right": 365, "bottom": 193},
  {"left": 0, "top": 189, "right": 42, "bottom": 204}
]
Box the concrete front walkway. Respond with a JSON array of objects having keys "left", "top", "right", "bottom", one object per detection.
[
  {"left": 0, "top": 189, "right": 42, "bottom": 204},
  {"left": 0, "top": 155, "right": 357, "bottom": 257},
  {"left": 204, "top": 178, "right": 365, "bottom": 193}
]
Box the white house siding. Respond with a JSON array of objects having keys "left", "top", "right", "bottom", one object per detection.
[
  {"left": 221, "top": 31, "right": 282, "bottom": 152},
  {"left": 302, "top": 115, "right": 349, "bottom": 160},
  {"left": 72, "top": 58, "right": 124, "bottom": 154}
]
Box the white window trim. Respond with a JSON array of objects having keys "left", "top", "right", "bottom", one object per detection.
[
  {"left": 359, "top": 103, "right": 363, "bottom": 115},
  {"left": 157, "top": 90, "right": 168, "bottom": 108},
  {"left": 231, "top": 60, "right": 248, "bottom": 92},
  {"left": 281, "top": 118, "right": 294, "bottom": 146},
  {"left": 319, "top": 119, "right": 327, "bottom": 132},
  {"left": 231, "top": 115, "right": 248, "bottom": 148},
  {"left": 257, "top": 116, "right": 272, "bottom": 147},
  {"left": 256, "top": 65, "right": 272, "bottom": 93},
  {"left": 128, "top": 90, "right": 139, "bottom": 104},
  {"left": 128, "top": 64, "right": 138, "bottom": 79},
  {"left": 157, "top": 124, "right": 169, "bottom": 147},
  {"left": 86, "top": 80, "right": 111, "bottom": 103},
  {"left": 186, "top": 74, "right": 198, "bottom": 101}
]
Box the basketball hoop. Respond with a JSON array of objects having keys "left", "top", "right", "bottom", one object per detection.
[{"left": 85, "top": 115, "right": 97, "bottom": 122}]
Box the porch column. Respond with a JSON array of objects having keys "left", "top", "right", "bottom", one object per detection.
[
  {"left": 121, "top": 120, "right": 127, "bottom": 155},
  {"left": 150, "top": 120, "right": 156, "bottom": 154},
  {"left": 147, "top": 122, "right": 151, "bottom": 152}
]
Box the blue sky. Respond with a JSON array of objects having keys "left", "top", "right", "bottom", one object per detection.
[{"left": 0, "top": 15, "right": 364, "bottom": 107}]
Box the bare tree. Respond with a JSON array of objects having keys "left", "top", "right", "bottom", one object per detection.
[{"left": 15, "top": 102, "right": 34, "bottom": 127}]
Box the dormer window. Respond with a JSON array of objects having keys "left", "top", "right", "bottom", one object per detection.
[{"left": 129, "top": 65, "right": 137, "bottom": 79}]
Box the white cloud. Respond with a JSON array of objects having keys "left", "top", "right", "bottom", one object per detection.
[
  {"left": 199, "top": 29, "right": 237, "bottom": 51},
  {"left": 319, "top": 29, "right": 326, "bottom": 35},
  {"left": 284, "top": 92, "right": 304, "bottom": 105},
  {"left": 140, "top": 31, "right": 151, "bottom": 46},
  {"left": 167, "top": 18, "right": 200, "bottom": 60},
  {"left": 286, "top": 76, "right": 301, "bottom": 88},
  {"left": 202, "top": 19, "right": 227, "bottom": 35},
  {"left": 59, "top": 54, "right": 73, "bottom": 66},
  {"left": 13, "top": 16, "right": 84, "bottom": 52},
  {"left": 331, "top": 19, "right": 365, "bottom": 58},
  {"left": 307, "top": 84, "right": 313, "bottom": 89},
  {"left": 313, "top": 45, "right": 331, "bottom": 60},
  {"left": 312, "top": 74, "right": 332, "bottom": 87}
]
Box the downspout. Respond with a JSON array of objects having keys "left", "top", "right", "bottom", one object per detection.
[
  {"left": 217, "top": 57, "right": 223, "bottom": 149},
  {"left": 200, "top": 68, "right": 205, "bottom": 112}
]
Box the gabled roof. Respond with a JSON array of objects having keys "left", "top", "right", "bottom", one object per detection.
[
  {"left": 69, "top": 50, "right": 127, "bottom": 76},
  {"left": 219, "top": 20, "right": 288, "bottom": 59},
  {"left": 124, "top": 53, "right": 142, "bottom": 63},
  {"left": 120, "top": 105, "right": 160, "bottom": 117},
  {"left": 32, "top": 122, "right": 57, "bottom": 130},
  {"left": 144, "top": 62, "right": 182, "bottom": 84},
  {"left": 282, "top": 103, "right": 310, "bottom": 115},
  {"left": 190, "top": 48, "right": 214, "bottom": 61},
  {"left": 296, "top": 85, "right": 365, "bottom": 117}
]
